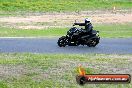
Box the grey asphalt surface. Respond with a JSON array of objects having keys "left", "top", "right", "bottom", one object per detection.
[{"left": 0, "top": 38, "right": 132, "bottom": 54}]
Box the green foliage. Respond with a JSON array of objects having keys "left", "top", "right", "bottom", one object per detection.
[
  {"left": 0, "top": 23, "right": 131, "bottom": 38},
  {"left": 0, "top": 0, "right": 132, "bottom": 12},
  {"left": 0, "top": 81, "right": 8, "bottom": 88},
  {"left": 0, "top": 53, "right": 132, "bottom": 88},
  {"left": 85, "top": 68, "right": 93, "bottom": 74},
  {"left": 0, "top": 27, "right": 67, "bottom": 37},
  {"left": 96, "top": 23, "right": 132, "bottom": 38}
]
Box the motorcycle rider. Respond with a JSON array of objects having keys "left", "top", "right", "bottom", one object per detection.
[{"left": 73, "top": 18, "right": 93, "bottom": 34}]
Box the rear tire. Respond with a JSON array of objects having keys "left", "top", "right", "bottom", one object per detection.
[
  {"left": 57, "top": 36, "right": 68, "bottom": 47},
  {"left": 87, "top": 38, "right": 99, "bottom": 47}
]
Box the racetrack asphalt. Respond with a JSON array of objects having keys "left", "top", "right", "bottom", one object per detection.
[{"left": 0, "top": 38, "right": 132, "bottom": 54}]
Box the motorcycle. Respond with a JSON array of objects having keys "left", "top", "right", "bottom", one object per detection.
[{"left": 57, "top": 23, "right": 100, "bottom": 47}]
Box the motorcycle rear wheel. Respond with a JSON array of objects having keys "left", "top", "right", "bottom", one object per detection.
[{"left": 87, "top": 38, "right": 99, "bottom": 47}]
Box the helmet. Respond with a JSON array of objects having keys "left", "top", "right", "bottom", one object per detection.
[{"left": 85, "top": 18, "right": 91, "bottom": 23}]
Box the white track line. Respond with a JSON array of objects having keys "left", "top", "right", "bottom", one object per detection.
[
  {"left": 0, "top": 37, "right": 58, "bottom": 39},
  {"left": 0, "top": 37, "right": 42, "bottom": 39}
]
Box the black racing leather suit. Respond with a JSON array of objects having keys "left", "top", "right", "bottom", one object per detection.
[{"left": 74, "top": 22, "right": 93, "bottom": 33}]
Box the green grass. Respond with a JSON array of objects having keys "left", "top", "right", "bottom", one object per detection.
[
  {"left": 0, "top": 53, "right": 131, "bottom": 88},
  {"left": 0, "top": 0, "right": 132, "bottom": 12},
  {"left": 0, "top": 23, "right": 132, "bottom": 38},
  {"left": 0, "top": 27, "right": 67, "bottom": 37},
  {"left": 95, "top": 23, "right": 132, "bottom": 38}
]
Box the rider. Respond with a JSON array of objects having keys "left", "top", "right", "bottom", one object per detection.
[{"left": 74, "top": 18, "right": 93, "bottom": 34}]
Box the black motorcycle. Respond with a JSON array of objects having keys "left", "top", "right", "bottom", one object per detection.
[{"left": 57, "top": 24, "right": 100, "bottom": 47}]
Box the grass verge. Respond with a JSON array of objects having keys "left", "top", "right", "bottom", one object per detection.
[
  {"left": 0, "top": 53, "right": 131, "bottom": 88},
  {"left": 0, "top": 23, "right": 132, "bottom": 38},
  {"left": 0, "top": 0, "right": 132, "bottom": 12}
]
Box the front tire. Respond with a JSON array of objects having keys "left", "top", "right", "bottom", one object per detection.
[{"left": 57, "top": 36, "right": 68, "bottom": 47}]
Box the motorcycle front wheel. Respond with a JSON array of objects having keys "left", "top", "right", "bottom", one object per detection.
[{"left": 57, "top": 36, "right": 68, "bottom": 47}]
